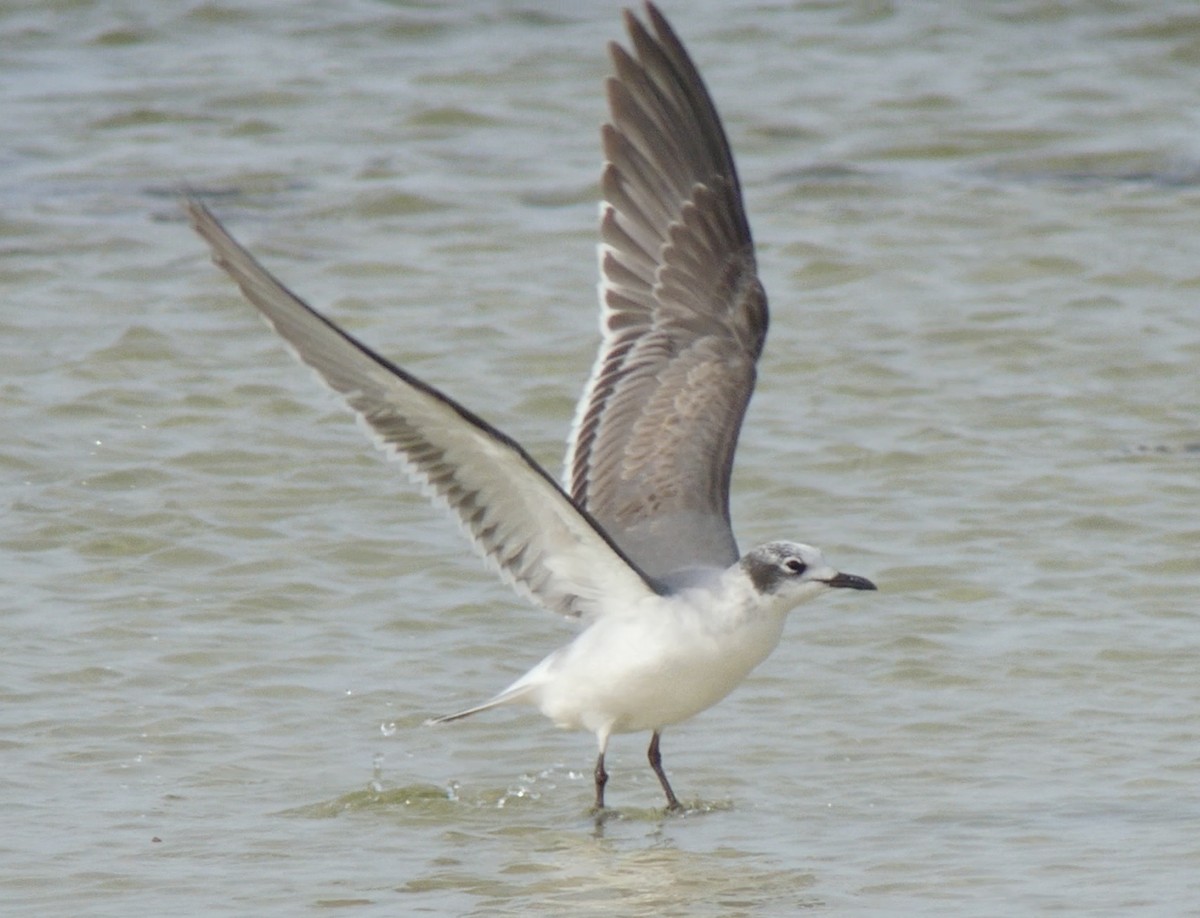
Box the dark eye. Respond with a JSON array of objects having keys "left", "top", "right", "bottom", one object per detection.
[{"left": 784, "top": 558, "right": 806, "bottom": 575}]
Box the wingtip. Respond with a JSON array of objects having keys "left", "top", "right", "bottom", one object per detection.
[
  {"left": 182, "top": 195, "right": 219, "bottom": 241},
  {"left": 621, "top": 3, "right": 655, "bottom": 48},
  {"left": 179, "top": 186, "right": 207, "bottom": 220},
  {"left": 627, "top": 1, "right": 674, "bottom": 50}
]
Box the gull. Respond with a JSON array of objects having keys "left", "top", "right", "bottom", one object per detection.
[{"left": 187, "top": 1, "right": 875, "bottom": 813}]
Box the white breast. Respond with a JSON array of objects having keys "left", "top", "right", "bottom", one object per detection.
[{"left": 531, "top": 571, "right": 789, "bottom": 735}]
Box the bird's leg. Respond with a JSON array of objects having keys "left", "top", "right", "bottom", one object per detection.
[
  {"left": 647, "top": 731, "right": 682, "bottom": 811},
  {"left": 593, "top": 751, "right": 608, "bottom": 811}
]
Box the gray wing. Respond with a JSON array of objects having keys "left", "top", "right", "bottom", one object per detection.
[
  {"left": 564, "top": 2, "right": 769, "bottom": 586},
  {"left": 188, "top": 200, "right": 659, "bottom": 620}
]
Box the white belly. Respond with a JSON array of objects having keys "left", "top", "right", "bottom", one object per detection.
[{"left": 531, "top": 596, "right": 788, "bottom": 735}]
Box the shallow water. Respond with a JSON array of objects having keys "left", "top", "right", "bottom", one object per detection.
[{"left": 3, "top": 1, "right": 1199, "bottom": 914}]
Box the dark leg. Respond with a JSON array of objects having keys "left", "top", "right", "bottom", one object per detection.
[
  {"left": 648, "top": 731, "right": 682, "bottom": 811},
  {"left": 593, "top": 750, "right": 608, "bottom": 811}
]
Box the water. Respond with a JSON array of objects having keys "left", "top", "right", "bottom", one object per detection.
[{"left": 3, "top": 1, "right": 1199, "bottom": 914}]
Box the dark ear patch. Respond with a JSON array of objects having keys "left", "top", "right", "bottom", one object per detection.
[{"left": 743, "top": 553, "right": 784, "bottom": 593}]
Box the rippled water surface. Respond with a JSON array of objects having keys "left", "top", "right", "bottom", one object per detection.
[{"left": 3, "top": 1, "right": 1199, "bottom": 915}]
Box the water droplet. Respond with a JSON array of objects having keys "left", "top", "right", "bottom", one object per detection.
[{"left": 367, "top": 753, "right": 384, "bottom": 793}]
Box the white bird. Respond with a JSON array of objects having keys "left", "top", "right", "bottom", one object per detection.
[{"left": 188, "top": 1, "right": 875, "bottom": 813}]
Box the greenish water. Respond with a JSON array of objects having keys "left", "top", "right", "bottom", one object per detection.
[{"left": 2, "top": 1, "right": 1198, "bottom": 915}]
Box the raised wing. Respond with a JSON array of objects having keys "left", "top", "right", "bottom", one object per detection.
[
  {"left": 188, "top": 200, "right": 659, "bottom": 619},
  {"left": 565, "top": 2, "right": 769, "bottom": 586}
]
